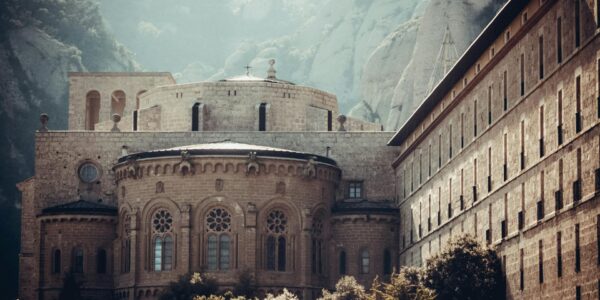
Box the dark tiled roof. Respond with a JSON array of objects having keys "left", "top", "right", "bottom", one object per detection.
[
  {"left": 41, "top": 200, "right": 117, "bottom": 216},
  {"left": 117, "top": 141, "right": 338, "bottom": 166},
  {"left": 388, "top": 0, "right": 530, "bottom": 146},
  {"left": 332, "top": 200, "right": 399, "bottom": 215}
]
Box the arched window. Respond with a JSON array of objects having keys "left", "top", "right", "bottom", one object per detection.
[
  {"left": 121, "top": 214, "right": 131, "bottom": 273},
  {"left": 383, "top": 249, "right": 392, "bottom": 275},
  {"left": 360, "top": 249, "right": 369, "bottom": 274},
  {"left": 52, "top": 249, "right": 61, "bottom": 274},
  {"left": 192, "top": 102, "right": 201, "bottom": 131},
  {"left": 205, "top": 207, "right": 232, "bottom": 271},
  {"left": 72, "top": 247, "right": 84, "bottom": 273},
  {"left": 311, "top": 216, "right": 324, "bottom": 274},
  {"left": 265, "top": 209, "right": 287, "bottom": 271},
  {"left": 152, "top": 209, "right": 174, "bottom": 271},
  {"left": 85, "top": 91, "right": 101, "bottom": 130},
  {"left": 339, "top": 250, "right": 346, "bottom": 275},
  {"left": 97, "top": 249, "right": 107, "bottom": 274},
  {"left": 111, "top": 90, "right": 126, "bottom": 117},
  {"left": 259, "top": 103, "right": 267, "bottom": 131}
]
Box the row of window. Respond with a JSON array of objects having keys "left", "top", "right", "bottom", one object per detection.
[
  {"left": 51, "top": 248, "right": 107, "bottom": 275},
  {"left": 84, "top": 89, "right": 146, "bottom": 130}
]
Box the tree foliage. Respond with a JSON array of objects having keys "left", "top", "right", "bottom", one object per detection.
[
  {"left": 159, "top": 273, "right": 219, "bottom": 300},
  {"left": 422, "top": 235, "right": 505, "bottom": 300}
]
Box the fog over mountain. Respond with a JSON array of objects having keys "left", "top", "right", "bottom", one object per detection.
[{"left": 0, "top": 0, "right": 503, "bottom": 296}]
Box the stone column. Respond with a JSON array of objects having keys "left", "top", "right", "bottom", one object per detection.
[{"left": 180, "top": 204, "right": 192, "bottom": 274}]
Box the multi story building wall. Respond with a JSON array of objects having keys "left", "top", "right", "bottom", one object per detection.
[{"left": 389, "top": 0, "right": 600, "bottom": 298}]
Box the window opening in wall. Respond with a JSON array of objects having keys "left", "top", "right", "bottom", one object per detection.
[
  {"left": 438, "top": 187, "right": 442, "bottom": 226},
  {"left": 266, "top": 210, "right": 287, "bottom": 271},
  {"left": 503, "top": 133, "right": 508, "bottom": 181},
  {"left": 259, "top": 103, "right": 267, "bottom": 131},
  {"left": 520, "top": 120, "right": 525, "bottom": 170},
  {"left": 428, "top": 144, "right": 432, "bottom": 177},
  {"left": 597, "top": 0, "right": 600, "bottom": 27},
  {"left": 152, "top": 209, "right": 174, "bottom": 271},
  {"left": 97, "top": 249, "right": 107, "bottom": 274},
  {"left": 576, "top": 286, "right": 581, "bottom": 300},
  {"left": 539, "top": 35, "right": 544, "bottom": 80},
  {"left": 192, "top": 102, "right": 201, "bottom": 131},
  {"left": 488, "top": 86, "right": 493, "bottom": 125},
  {"left": 419, "top": 153, "right": 423, "bottom": 184},
  {"left": 448, "top": 178, "right": 453, "bottom": 219},
  {"left": 477, "top": 63, "right": 481, "bottom": 73},
  {"left": 85, "top": 91, "right": 101, "bottom": 130},
  {"left": 53, "top": 249, "right": 61, "bottom": 274},
  {"left": 557, "top": 17, "right": 563, "bottom": 64},
  {"left": 348, "top": 181, "right": 363, "bottom": 199},
  {"left": 473, "top": 158, "right": 478, "bottom": 203},
  {"left": 574, "top": 148, "right": 582, "bottom": 203},
  {"left": 206, "top": 208, "right": 232, "bottom": 271},
  {"left": 518, "top": 183, "right": 525, "bottom": 230},
  {"left": 487, "top": 147, "right": 492, "bottom": 192},
  {"left": 486, "top": 204, "right": 492, "bottom": 245},
  {"left": 411, "top": 162, "right": 414, "bottom": 192},
  {"left": 598, "top": 59, "right": 600, "bottom": 118},
  {"left": 473, "top": 100, "right": 478, "bottom": 137},
  {"left": 383, "top": 249, "right": 392, "bottom": 275},
  {"left": 557, "top": 231, "right": 563, "bottom": 277},
  {"left": 428, "top": 195, "right": 432, "bottom": 232},
  {"left": 556, "top": 159, "right": 564, "bottom": 210},
  {"left": 311, "top": 217, "right": 324, "bottom": 275},
  {"left": 501, "top": 194, "right": 507, "bottom": 239},
  {"left": 111, "top": 90, "right": 126, "bottom": 117},
  {"left": 522, "top": 12, "right": 528, "bottom": 24},
  {"left": 133, "top": 110, "right": 138, "bottom": 131},
  {"left": 460, "top": 168, "right": 465, "bottom": 210},
  {"left": 538, "top": 240, "right": 544, "bottom": 283},
  {"left": 360, "top": 249, "right": 370, "bottom": 274},
  {"left": 575, "top": 0, "right": 581, "bottom": 48},
  {"left": 575, "top": 76, "right": 582, "bottom": 133},
  {"left": 520, "top": 53, "right": 525, "bottom": 96},
  {"left": 503, "top": 71, "right": 508, "bottom": 111},
  {"left": 558, "top": 90, "right": 564, "bottom": 145},
  {"left": 505, "top": 31, "right": 510, "bottom": 43},
  {"left": 461, "top": 113, "right": 465, "bottom": 148},
  {"left": 327, "top": 110, "right": 332, "bottom": 131},
  {"left": 537, "top": 171, "right": 545, "bottom": 221},
  {"left": 73, "top": 248, "right": 84, "bottom": 273},
  {"left": 575, "top": 223, "right": 581, "bottom": 273},
  {"left": 597, "top": 215, "right": 600, "bottom": 265},
  {"left": 339, "top": 250, "right": 346, "bottom": 275},
  {"left": 519, "top": 249, "right": 524, "bottom": 291},
  {"left": 449, "top": 125, "right": 453, "bottom": 158},
  {"left": 539, "top": 105, "right": 545, "bottom": 157},
  {"left": 438, "top": 134, "right": 442, "bottom": 169}
]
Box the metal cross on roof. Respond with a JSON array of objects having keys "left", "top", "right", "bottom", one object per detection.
[{"left": 244, "top": 65, "right": 251, "bottom": 76}]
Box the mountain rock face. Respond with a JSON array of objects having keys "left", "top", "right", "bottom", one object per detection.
[
  {"left": 0, "top": 0, "right": 138, "bottom": 296},
  {"left": 349, "top": 0, "right": 504, "bottom": 129},
  {"left": 203, "top": 0, "right": 421, "bottom": 112}
]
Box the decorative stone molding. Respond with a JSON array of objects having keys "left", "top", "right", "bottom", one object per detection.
[
  {"left": 177, "top": 150, "right": 194, "bottom": 175},
  {"left": 246, "top": 151, "right": 260, "bottom": 175},
  {"left": 303, "top": 156, "right": 317, "bottom": 178},
  {"left": 215, "top": 178, "right": 224, "bottom": 191}
]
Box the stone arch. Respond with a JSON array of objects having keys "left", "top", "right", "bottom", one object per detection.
[
  {"left": 85, "top": 90, "right": 101, "bottom": 130},
  {"left": 259, "top": 198, "right": 302, "bottom": 272},
  {"left": 111, "top": 90, "right": 126, "bottom": 117},
  {"left": 141, "top": 197, "right": 181, "bottom": 271}
]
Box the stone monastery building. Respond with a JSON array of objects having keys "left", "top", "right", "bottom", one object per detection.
[{"left": 18, "top": 0, "right": 600, "bottom": 299}]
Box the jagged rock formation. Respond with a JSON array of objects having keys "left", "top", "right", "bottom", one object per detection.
[
  {"left": 350, "top": 0, "right": 504, "bottom": 130},
  {"left": 0, "top": 0, "right": 139, "bottom": 296}
]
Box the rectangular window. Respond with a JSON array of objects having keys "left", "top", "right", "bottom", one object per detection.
[
  {"left": 488, "top": 86, "right": 493, "bottom": 125},
  {"left": 520, "top": 249, "right": 525, "bottom": 291},
  {"left": 597, "top": 215, "right": 600, "bottom": 265},
  {"left": 575, "top": 223, "right": 581, "bottom": 273},
  {"left": 473, "top": 158, "right": 478, "bottom": 202},
  {"left": 520, "top": 120, "right": 525, "bottom": 170},
  {"left": 488, "top": 147, "right": 492, "bottom": 192},
  {"left": 539, "top": 240, "right": 544, "bottom": 283},
  {"left": 448, "top": 178, "right": 453, "bottom": 219},
  {"left": 539, "top": 35, "right": 544, "bottom": 79},
  {"left": 428, "top": 144, "right": 432, "bottom": 177},
  {"left": 557, "top": 17, "right": 563, "bottom": 63},
  {"left": 348, "top": 181, "right": 363, "bottom": 199},
  {"left": 575, "top": 0, "right": 581, "bottom": 48},
  {"left": 557, "top": 159, "right": 564, "bottom": 210},
  {"left": 558, "top": 90, "right": 564, "bottom": 145},
  {"left": 540, "top": 105, "right": 545, "bottom": 157},
  {"left": 438, "top": 134, "right": 442, "bottom": 169},
  {"left": 574, "top": 148, "right": 582, "bottom": 203},
  {"left": 503, "top": 71, "right": 508, "bottom": 111},
  {"left": 327, "top": 110, "right": 332, "bottom": 131},
  {"left": 419, "top": 153, "right": 423, "bottom": 184},
  {"left": 503, "top": 133, "right": 508, "bottom": 181},
  {"left": 576, "top": 286, "right": 581, "bottom": 300},
  {"left": 576, "top": 76, "right": 582, "bottom": 133},
  {"left": 538, "top": 171, "right": 545, "bottom": 221},
  {"left": 461, "top": 113, "right": 465, "bottom": 148},
  {"left": 449, "top": 125, "right": 453, "bottom": 159},
  {"left": 598, "top": 59, "right": 600, "bottom": 118},
  {"left": 474, "top": 100, "right": 478, "bottom": 137},
  {"left": 258, "top": 103, "right": 267, "bottom": 131},
  {"left": 520, "top": 53, "right": 525, "bottom": 96},
  {"left": 557, "top": 231, "right": 563, "bottom": 277}
]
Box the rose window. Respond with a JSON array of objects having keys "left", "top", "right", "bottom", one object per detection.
[
  {"left": 152, "top": 209, "right": 173, "bottom": 233},
  {"left": 206, "top": 207, "right": 232, "bottom": 232},
  {"left": 266, "top": 210, "right": 288, "bottom": 234}
]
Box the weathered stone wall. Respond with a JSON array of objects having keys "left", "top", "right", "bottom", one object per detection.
[
  {"left": 394, "top": 0, "right": 600, "bottom": 299},
  {"left": 68, "top": 72, "right": 175, "bottom": 130}
]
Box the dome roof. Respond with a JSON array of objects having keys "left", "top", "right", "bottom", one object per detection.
[{"left": 117, "top": 141, "right": 337, "bottom": 166}]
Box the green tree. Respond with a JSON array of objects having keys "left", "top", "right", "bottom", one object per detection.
[
  {"left": 58, "top": 271, "right": 83, "bottom": 300},
  {"left": 423, "top": 235, "right": 505, "bottom": 300},
  {"left": 233, "top": 269, "right": 257, "bottom": 298},
  {"left": 370, "top": 267, "right": 435, "bottom": 300},
  {"left": 159, "top": 272, "right": 218, "bottom": 300}
]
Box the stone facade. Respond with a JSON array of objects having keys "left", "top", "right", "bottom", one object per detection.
[{"left": 390, "top": 0, "right": 600, "bottom": 299}]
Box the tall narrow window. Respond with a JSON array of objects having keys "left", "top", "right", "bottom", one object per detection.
[
  {"left": 598, "top": 59, "right": 600, "bottom": 118},
  {"left": 557, "top": 231, "right": 563, "bottom": 277},
  {"left": 449, "top": 125, "right": 453, "bottom": 159},
  {"left": 438, "top": 134, "right": 442, "bottom": 168},
  {"left": 557, "top": 159, "right": 564, "bottom": 210},
  {"left": 473, "top": 158, "right": 478, "bottom": 202},
  {"left": 205, "top": 207, "right": 232, "bottom": 271},
  {"left": 575, "top": 76, "right": 582, "bottom": 133},
  {"left": 539, "top": 35, "right": 544, "bottom": 79},
  {"left": 575, "top": 223, "right": 581, "bottom": 273},
  {"left": 538, "top": 171, "right": 545, "bottom": 221},
  {"left": 460, "top": 168, "right": 465, "bottom": 210},
  {"left": 520, "top": 53, "right": 525, "bottom": 96},
  {"left": 538, "top": 240, "right": 544, "bottom": 283},
  {"left": 121, "top": 215, "right": 131, "bottom": 273},
  {"left": 558, "top": 90, "right": 564, "bottom": 145},
  {"left": 419, "top": 153, "right": 423, "bottom": 184},
  {"left": 574, "top": 148, "right": 582, "bottom": 203},
  {"left": 327, "top": 110, "right": 332, "bottom": 131},
  {"left": 53, "top": 249, "right": 61, "bottom": 274},
  {"left": 85, "top": 91, "right": 101, "bottom": 130},
  {"left": 152, "top": 209, "right": 174, "bottom": 271},
  {"left": 575, "top": 0, "right": 581, "bottom": 48},
  {"left": 97, "top": 249, "right": 107, "bottom": 274},
  {"left": 519, "top": 248, "right": 525, "bottom": 290},
  {"left": 488, "top": 86, "right": 493, "bottom": 125},
  {"left": 360, "top": 249, "right": 370, "bottom": 274},
  {"left": 339, "top": 250, "right": 347, "bottom": 275},
  {"left": 73, "top": 248, "right": 84, "bottom": 273},
  {"left": 503, "top": 71, "right": 508, "bottom": 111},
  {"left": 383, "top": 249, "right": 392, "bottom": 275},
  {"left": 192, "top": 103, "right": 201, "bottom": 131},
  {"left": 557, "top": 17, "right": 563, "bottom": 63},
  {"left": 428, "top": 144, "right": 432, "bottom": 177},
  {"left": 520, "top": 120, "right": 525, "bottom": 170},
  {"left": 597, "top": 215, "right": 600, "bottom": 265},
  {"left": 132, "top": 110, "right": 138, "bottom": 131},
  {"left": 540, "top": 105, "right": 545, "bottom": 157},
  {"left": 473, "top": 100, "right": 478, "bottom": 137},
  {"left": 111, "top": 90, "right": 126, "bottom": 117},
  {"left": 311, "top": 217, "right": 324, "bottom": 274},
  {"left": 258, "top": 103, "right": 267, "bottom": 131},
  {"left": 460, "top": 113, "right": 465, "bottom": 148},
  {"left": 266, "top": 210, "right": 287, "bottom": 271},
  {"left": 503, "top": 133, "right": 508, "bottom": 181},
  {"left": 487, "top": 147, "right": 492, "bottom": 192}
]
